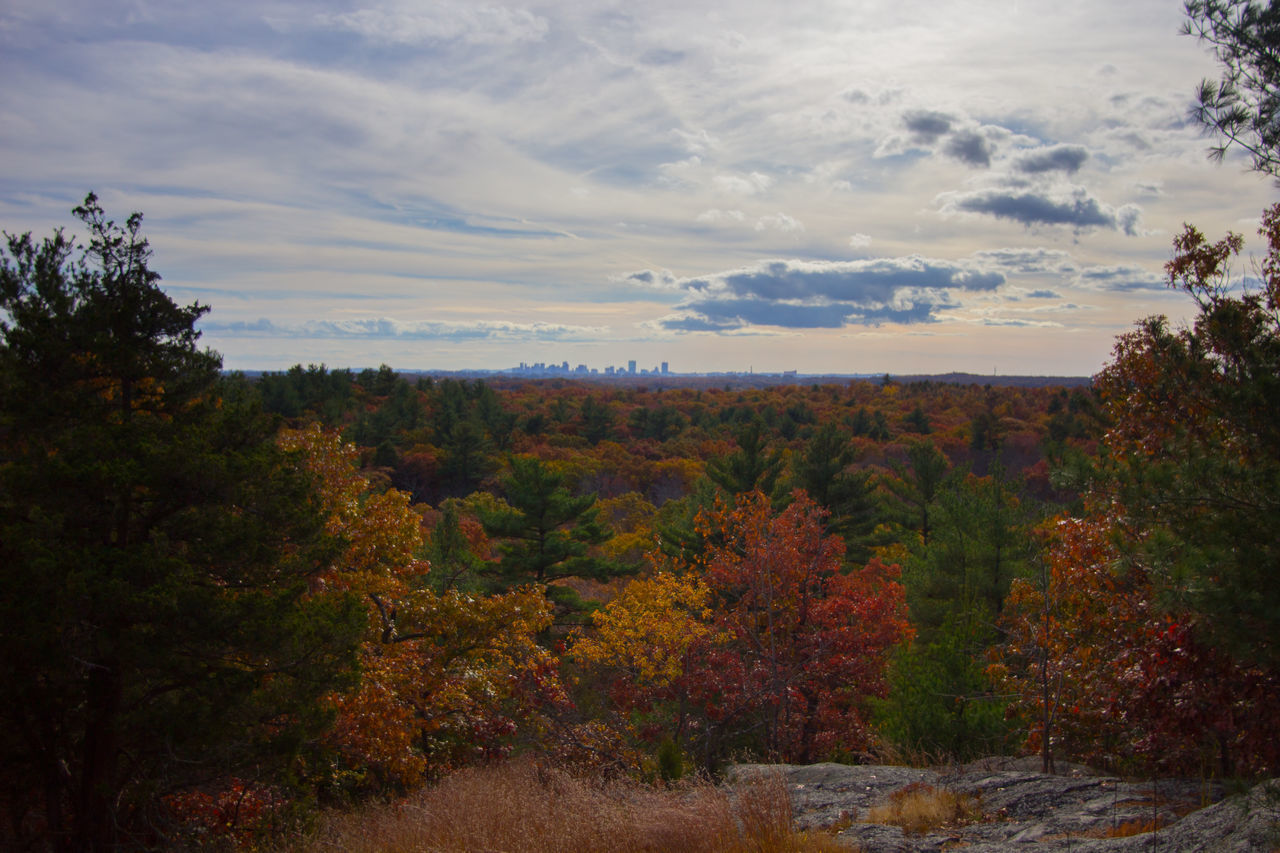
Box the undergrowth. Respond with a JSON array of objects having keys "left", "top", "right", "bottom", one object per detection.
[
  {"left": 290, "top": 760, "right": 848, "bottom": 853},
  {"left": 863, "top": 781, "right": 985, "bottom": 835}
]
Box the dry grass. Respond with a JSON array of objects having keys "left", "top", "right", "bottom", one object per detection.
[
  {"left": 290, "top": 760, "right": 847, "bottom": 853},
  {"left": 1100, "top": 816, "right": 1170, "bottom": 838},
  {"left": 863, "top": 782, "right": 985, "bottom": 836}
]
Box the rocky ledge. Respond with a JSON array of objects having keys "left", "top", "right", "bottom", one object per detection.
[{"left": 729, "top": 759, "right": 1279, "bottom": 852}]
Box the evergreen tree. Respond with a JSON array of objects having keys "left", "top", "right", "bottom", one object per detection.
[
  {"left": 790, "top": 422, "right": 879, "bottom": 563},
  {"left": 478, "top": 456, "right": 623, "bottom": 614},
  {"left": 0, "top": 195, "right": 363, "bottom": 850},
  {"left": 706, "top": 420, "right": 785, "bottom": 501},
  {"left": 1184, "top": 0, "right": 1280, "bottom": 178},
  {"left": 880, "top": 440, "right": 950, "bottom": 546},
  {"left": 579, "top": 395, "right": 616, "bottom": 444}
]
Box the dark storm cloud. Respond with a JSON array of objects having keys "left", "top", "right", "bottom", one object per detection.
[
  {"left": 944, "top": 130, "right": 994, "bottom": 167},
  {"left": 945, "top": 189, "right": 1142, "bottom": 234},
  {"left": 903, "top": 110, "right": 954, "bottom": 142},
  {"left": 1014, "top": 144, "right": 1089, "bottom": 174}
]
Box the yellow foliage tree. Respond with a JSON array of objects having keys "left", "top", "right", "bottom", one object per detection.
[
  {"left": 571, "top": 572, "right": 718, "bottom": 688},
  {"left": 281, "top": 425, "right": 561, "bottom": 791}
]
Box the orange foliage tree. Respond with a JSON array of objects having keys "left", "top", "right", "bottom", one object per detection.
[{"left": 281, "top": 426, "right": 563, "bottom": 792}]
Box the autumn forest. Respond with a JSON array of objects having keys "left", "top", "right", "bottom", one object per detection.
[{"left": 1, "top": 186, "right": 1278, "bottom": 850}]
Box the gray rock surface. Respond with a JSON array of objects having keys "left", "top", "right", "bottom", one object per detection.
[{"left": 728, "top": 762, "right": 1279, "bottom": 852}]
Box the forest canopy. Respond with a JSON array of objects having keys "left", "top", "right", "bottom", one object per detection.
[{"left": 2, "top": 191, "right": 1279, "bottom": 849}]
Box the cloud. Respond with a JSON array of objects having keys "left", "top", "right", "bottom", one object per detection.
[
  {"left": 754, "top": 212, "right": 804, "bottom": 232},
  {"left": 1013, "top": 144, "right": 1089, "bottom": 174},
  {"left": 973, "top": 247, "right": 1075, "bottom": 274},
  {"left": 696, "top": 208, "right": 746, "bottom": 224},
  {"left": 848, "top": 233, "right": 873, "bottom": 249},
  {"left": 1116, "top": 205, "right": 1143, "bottom": 236},
  {"left": 944, "top": 130, "right": 994, "bottom": 167},
  {"left": 640, "top": 48, "right": 686, "bottom": 66},
  {"left": 632, "top": 256, "right": 1006, "bottom": 332},
  {"left": 315, "top": 3, "right": 548, "bottom": 46},
  {"left": 941, "top": 187, "right": 1143, "bottom": 234},
  {"left": 977, "top": 316, "right": 1065, "bottom": 328},
  {"left": 714, "top": 171, "right": 773, "bottom": 195},
  {"left": 1073, "top": 264, "right": 1167, "bottom": 291},
  {"left": 672, "top": 128, "right": 717, "bottom": 155},
  {"left": 619, "top": 268, "right": 681, "bottom": 290},
  {"left": 903, "top": 110, "right": 953, "bottom": 142},
  {"left": 201, "top": 317, "right": 607, "bottom": 341}
]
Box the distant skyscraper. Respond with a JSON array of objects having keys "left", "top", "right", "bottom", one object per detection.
[
  {"left": 628, "top": 359, "right": 637, "bottom": 374},
  {"left": 661, "top": 361, "right": 669, "bottom": 375}
]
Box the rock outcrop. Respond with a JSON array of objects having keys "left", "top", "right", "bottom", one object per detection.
[{"left": 729, "top": 760, "right": 1279, "bottom": 851}]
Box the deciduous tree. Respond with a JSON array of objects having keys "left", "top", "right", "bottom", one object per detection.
[{"left": 281, "top": 426, "right": 562, "bottom": 791}]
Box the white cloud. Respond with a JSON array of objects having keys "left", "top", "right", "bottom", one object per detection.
[
  {"left": 754, "top": 212, "right": 804, "bottom": 232},
  {"left": 696, "top": 208, "right": 746, "bottom": 224},
  {"left": 714, "top": 172, "right": 773, "bottom": 196},
  {"left": 1, "top": 0, "right": 1275, "bottom": 375}
]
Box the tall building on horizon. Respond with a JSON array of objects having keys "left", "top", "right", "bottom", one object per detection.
[{"left": 628, "top": 359, "right": 637, "bottom": 375}]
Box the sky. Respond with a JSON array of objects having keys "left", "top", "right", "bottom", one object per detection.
[{"left": 1, "top": 0, "right": 1276, "bottom": 376}]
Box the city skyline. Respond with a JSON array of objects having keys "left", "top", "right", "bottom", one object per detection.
[{"left": 2, "top": 1, "right": 1275, "bottom": 377}]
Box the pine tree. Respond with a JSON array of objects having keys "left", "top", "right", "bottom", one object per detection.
[
  {"left": 0, "top": 195, "right": 363, "bottom": 850},
  {"left": 479, "top": 456, "right": 625, "bottom": 615}
]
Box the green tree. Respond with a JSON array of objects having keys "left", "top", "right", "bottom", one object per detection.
[
  {"left": 790, "top": 422, "right": 879, "bottom": 563},
  {"left": 902, "top": 403, "right": 932, "bottom": 435},
  {"left": 906, "top": 465, "right": 1027, "bottom": 639},
  {"left": 880, "top": 440, "right": 950, "bottom": 547},
  {"left": 706, "top": 420, "right": 785, "bottom": 501},
  {"left": 579, "top": 395, "right": 616, "bottom": 444},
  {"left": 479, "top": 456, "right": 623, "bottom": 614},
  {"left": 878, "top": 466, "right": 1029, "bottom": 760},
  {"left": 1184, "top": 0, "right": 1280, "bottom": 178},
  {"left": 628, "top": 403, "right": 686, "bottom": 441},
  {"left": 0, "top": 195, "right": 363, "bottom": 850}
]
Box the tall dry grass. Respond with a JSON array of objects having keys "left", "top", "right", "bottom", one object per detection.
[
  {"left": 863, "top": 781, "right": 984, "bottom": 835},
  {"left": 292, "top": 760, "right": 847, "bottom": 853}
]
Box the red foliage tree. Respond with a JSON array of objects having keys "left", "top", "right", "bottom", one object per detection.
[{"left": 575, "top": 490, "right": 909, "bottom": 769}]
